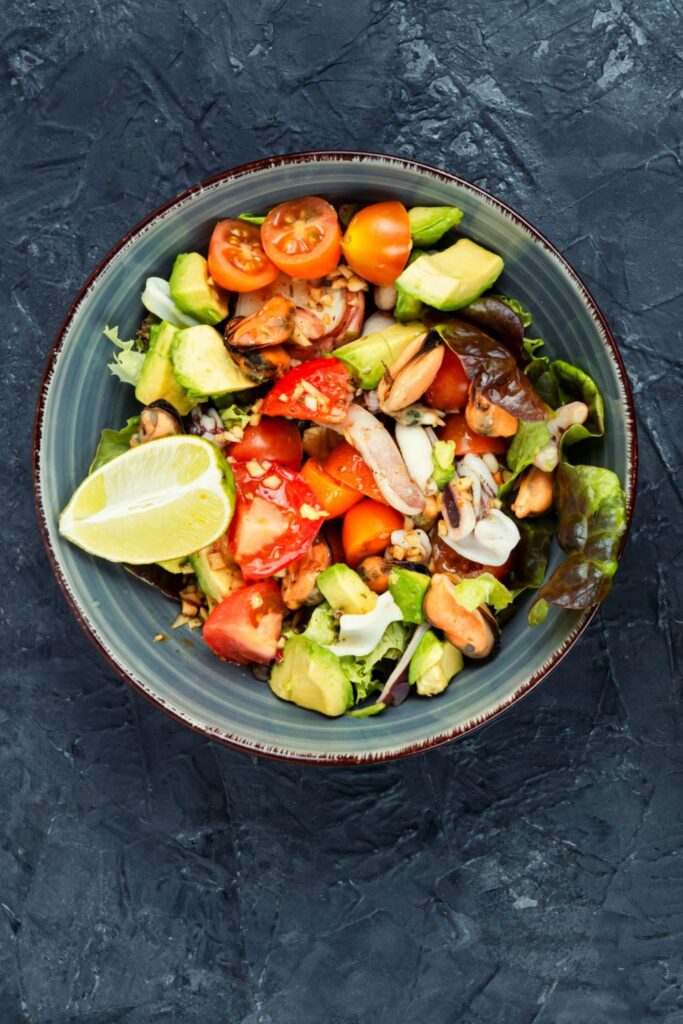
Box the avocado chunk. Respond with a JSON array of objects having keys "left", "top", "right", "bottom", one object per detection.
[
  {"left": 388, "top": 567, "right": 430, "bottom": 624},
  {"left": 408, "top": 630, "right": 464, "bottom": 696},
  {"left": 169, "top": 253, "right": 229, "bottom": 325},
  {"left": 135, "top": 321, "right": 197, "bottom": 415},
  {"left": 172, "top": 325, "right": 255, "bottom": 398},
  {"left": 408, "top": 206, "right": 463, "bottom": 246},
  {"left": 395, "top": 238, "right": 504, "bottom": 312},
  {"left": 190, "top": 538, "right": 241, "bottom": 602},
  {"left": 394, "top": 250, "right": 425, "bottom": 322},
  {"left": 317, "top": 564, "right": 377, "bottom": 615},
  {"left": 335, "top": 322, "right": 427, "bottom": 389},
  {"left": 269, "top": 635, "right": 353, "bottom": 717}
]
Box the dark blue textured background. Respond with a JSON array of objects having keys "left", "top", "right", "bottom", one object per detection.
[{"left": 3, "top": 1, "right": 683, "bottom": 1021}]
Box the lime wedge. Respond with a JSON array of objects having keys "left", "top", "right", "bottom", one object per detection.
[{"left": 59, "top": 436, "right": 235, "bottom": 564}]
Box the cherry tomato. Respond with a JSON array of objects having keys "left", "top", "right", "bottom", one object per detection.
[
  {"left": 208, "top": 219, "right": 279, "bottom": 292},
  {"left": 439, "top": 413, "right": 508, "bottom": 456},
  {"left": 229, "top": 417, "right": 303, "bottom": 468},
  {"left": 324, "top": 441, "right": 386, "bottom": 504},
  {"left": 229, "top": 461, "right": 326, "bottom": 580},
  {"left": 203, "top": 581, "right": 283, "bottom": 665},
  {"left": 261, "top": 196, "right": 341, "bottom": 280},
  {"left": 261, "top": 358, "right": 352, "bottom": 424},
  {"left": 300, "top": 459, "right": 363, "bottom": 518},
  {"left": 342, "top": 499, "right": 404, "bottom": 567},
  {"left": 426, "top": 347, "right": 470, "bottom": 411},
  {"left": 341, "top": 201, "right": 411, "bottom": 286},
  {"left": 430, "top": 535, "right": 512, "bottom": 581}
]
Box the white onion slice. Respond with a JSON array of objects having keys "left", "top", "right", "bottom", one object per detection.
[
  {"left": 375, "top": 622, "right": 430, "bottom": 706},
  {"left": 141, "top": 278, "right": 199, "bottom": 327}
]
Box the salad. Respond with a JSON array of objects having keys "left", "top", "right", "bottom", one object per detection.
[{"left": 59, "top": 196, "right": 627, "bottom": 718}]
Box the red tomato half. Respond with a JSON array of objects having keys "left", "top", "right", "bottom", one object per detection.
[
  {"left": 203, "top": 581, "right": 283, "bottom": 665},
  {"left": 341, "top": 201, "right": 411, "bottom": 286},
  {"left": 426, "top": 347, "right": 470, "bottom": 411},
  {"left": 261, "top": 358, "right": 352, "bottom": 424},
  {"left": 229, "top": 417, "right": 303, "bottom": 468},
  {"left": 324, "top": 441, "right": 387, "bottom": 504},
  {"left": 261, "top": 196, "right": 341, "bottom": 279},
  {"left": 229, "top": 461, "right": 327, "bottom": 579},
  {"left": 439, "top": 413, "right": 508, "bottom": 456},
  {"left": 208, "top": 219, "right": 279, "bottom": 292}
]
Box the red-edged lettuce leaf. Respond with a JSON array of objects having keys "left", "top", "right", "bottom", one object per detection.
[
  {"left": 457, "top": 296, "right": 525, "bottom": 357},
  {"left": 431, "top": 319, "right": 547, "bottom": 421},
  {"left": 507, "top": 517, "right": 555, "bottom": 598},
  {"left": 529, "top": 463, "right": 627, "bottom": 624}
]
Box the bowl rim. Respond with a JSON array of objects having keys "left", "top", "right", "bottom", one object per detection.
[{"left": 33, "top": 149, "right": 638, "bottom": 766}]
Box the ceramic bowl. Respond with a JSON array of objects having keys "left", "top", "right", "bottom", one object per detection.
[{"left": 34, "top": 152, "right": 637, "bottom": 764}]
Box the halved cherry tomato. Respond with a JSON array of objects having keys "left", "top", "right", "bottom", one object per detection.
[
  {"left": 324, "top": 441, "right": 386, "bottom": 504},
  {"left": 300, "top": 459, "right": 363, "bottom": 518},
  {"left": 203, "top": 581, "right": 283, "bottom": 665},
  {"left": 439, "top": 413, "right": 508, "bottom": 456},
  {"left": 261, "top": 196, "right": 341, "bottom": 280},
  {"left": 341, "top": 201, "right": 411, "bottom": 286},
  {"left": 229, "top": 461, "right": 327, "bottom": 579},
  {"left": 208, "top": 219, "right": 279, "bottom": 292},
  {"left": 229, "top": 417, "right": 303, "bottom": 468},
  {"left": 342, "top": 499, "right": 404, "bottom": 567},
  {"left": 430, "top": 535, "right": 512, "bottom": 581},
  {"left": 426, "top": 347, "right": 470, "bottom": 411},
  {"left": 261, "top": 358, "right": 352, "bottom": 424}
]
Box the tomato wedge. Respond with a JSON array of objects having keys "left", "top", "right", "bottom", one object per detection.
[
  {"left": 229, "top": 461, "right": 327, "bottom": 579},
  {"left": 342, "top": 499, "right": 404, "bottom": 567},
  {"left": 439, "top": 413, "right": 508, "bottom": 456},
  {"left": 229, "top": 417, "right": 303, "bottom": 468},
  {"left": 425, "top": 347, "right": 470, "bottom": 411},
  {"left": 261, "top": 358, "right": 352, "bottom": 424},
  {"left": 341, "top": 201, "right": 411, "bottom": 286},
  {"left": 208, "top": 219, "right": 279, "bottom": 292},
  {"left": 203, "top": 581, "right": 283, "bottom": 665},
  {"left": 300, "top": 458, "right": 363, "bottom": 518},
  {"left": 324, "top": 441, "right": 386, "bottom": 504},
  {"left": 261, "top": 196, "right": 341, "bottom": 280}
]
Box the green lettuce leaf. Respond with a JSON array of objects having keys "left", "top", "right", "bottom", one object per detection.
[
  {"left": 431, "top": 440, "right": 456, "bottom": 489},
  {"left": 104, "top": 325, "right": 146, "bottom": 386},
  {"left": 219, "top": 402, "right": 254, "bottom": 433},
  {"left": 495, "top": 295, "right": 533, "bottom": 328},
  {"left": 341, "top": 621, "right": 410, "bottom": 702},
  {"left": 451, "top": 573, "right": 513, "bottom": 613},
  {"left": 303, "top": 603, "right": 338, "bottom": 647},
  {"left": 89, "top": 417, "right": 140, "bottom": 473},
  {"left": 530, "top": 463, "right": 627, "bottom": 623},
  {"left": 553, "top": 360, "right": 605, "bottom": 450}
]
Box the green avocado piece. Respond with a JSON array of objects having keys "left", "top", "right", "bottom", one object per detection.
[
  {"left": 394, "top": 249, "right": 425, "bottom": 322},
  {"left": 408, "top": 206, "right": 463, "bottom": 246},
  {"left": 409, "top": 630, "right": 464, "bottom": 696},
  {"left": 189, "top": 538, "right": 240, "bottom": 602},
  {"left": 395, "top": 238, "right": 504, "bottom": 312},
  {"left": 388, "top": 567, "right": 430, "bottom": 624},
  {"left": 334, "top": 322, "right": 426, "bottom": 389},
  {"left": 135, "top": 321, "right": 197, "bottom": 415},
  {"left": 169, "top": 253, "right": 229, "bottom": 325},
  {"left": 317, "top": 564, "right": 377, "bottom": 616},
  {"left": 171, "top": 325, "right": 255, "bottom": 398},
  {"left": 269, "top": 635, "right": 353, "bottom": 717}
]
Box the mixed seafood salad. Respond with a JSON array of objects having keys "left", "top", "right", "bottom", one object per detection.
[{"left": 60, "top": 196, "right": 627, "bottom": 717}]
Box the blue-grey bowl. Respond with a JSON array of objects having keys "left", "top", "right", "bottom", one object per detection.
[{"left": 34, "top": 152, "right": 637, "bottom": 764}]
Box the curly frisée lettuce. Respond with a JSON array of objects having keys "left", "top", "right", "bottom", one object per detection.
[
  {"left": 104, "top": 325, "right": 146, "bottom": 386},
  {"left": 451, "top": 573, "right": 514, "bottom": 613}
]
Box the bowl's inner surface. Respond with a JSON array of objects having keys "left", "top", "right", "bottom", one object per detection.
[{"left": 37, "top": 156, "right": 632, "bottom": 760}]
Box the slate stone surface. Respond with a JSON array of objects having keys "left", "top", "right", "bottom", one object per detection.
[{"left": 2, "top": 0, "right": 682, "bottom": 1021}]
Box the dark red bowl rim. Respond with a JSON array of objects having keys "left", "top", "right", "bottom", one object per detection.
[{"left": 33, "top": 149, "right": 638, "bottom": 766}]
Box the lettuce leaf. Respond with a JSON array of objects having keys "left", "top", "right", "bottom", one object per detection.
[
  {"left": 506, "top": 517, "right": 554, "bottom": 598},
  {"left": 553, "top": 360, "right": 605, "bottom": 450},
  {"left": 459, "top": 296, "right": 526, "bottom": 355},
  {"left": 451, "top": 573, "right": 513, "bottom": 613},
  {"left": 219, "top": 402, "right": 254, "bottom": 433},
  {"left": 495, "top": 295, "right": 533, "bottom": 328},
  {"left": 104, "top": 325, "right": 146, "bottom": 386},
  {"left": 303, "top": 603, "right": 338, "bottom": 647},
  {"left": 432, "top": 440, "right": 456, "bottom": 489},
  {"left": 89, "top": 417, "right": 140, "bottom": 473},
  {"left": 530, "top": 463, "right": 627, "bottom": 623},
  {"left": 340, "top": 621, "right": 410, "bottom": 702}
]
